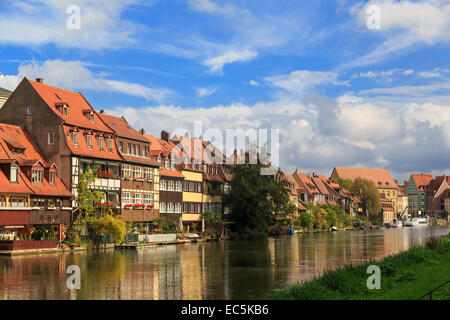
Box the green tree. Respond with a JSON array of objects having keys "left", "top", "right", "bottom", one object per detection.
[
  {"left": 223, "top": 152, "right": 294, "bottom": 239},
  {"left": 332, "top": 177, "right": 354, "bottom": 191},
  {"left": 350, "top": 177, "right": 381, "bottom": 218}
]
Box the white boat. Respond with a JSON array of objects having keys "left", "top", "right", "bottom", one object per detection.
[
  {"left": 389, "top": 220, "right": 403, "bottom": 228},
  {"left": 403, "top": 217, "right": 428, "bottom": 227}
]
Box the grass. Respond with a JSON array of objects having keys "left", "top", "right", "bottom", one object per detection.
[{"left": 268, "top": 233, "right": 450, "bottom": 300}]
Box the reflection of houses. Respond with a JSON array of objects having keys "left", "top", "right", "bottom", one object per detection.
[
  {"left": 98, "top": 113, "right": 160, "bottom": 223},
  {"left": 0, "top": 78, "right": 122, "bottom": 208},
  {"left": 380, "top": 193, "right": 395, "bottom": 225},
  {"left": 331, "top": 167, "right": 400, "bottom": 214},
  {"left": 145, "top": 132, "right": 184, "bottom": 224},
  {"left": 0, "top": 123, "right": 72, "bottom": 240},
  {"left": 0, "top": 86, "right": 11, "bottom": 109},
  {"left": 406, "top": 174, "right": 432, "bottom": 217}
]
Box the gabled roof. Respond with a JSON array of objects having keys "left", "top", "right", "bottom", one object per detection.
[
  {"left": 311, "top": 176, "right": 330, "bottom": 196},
  {"left": 411, "top": 174, "right": 432, "bottom": 189},
  {"left": 159, "top": 168, "right": 184, "bottom": 178},
  {"left": 26, "top": 78, "right": 112, "bottom": 132},
  {"left": 292, "top": 170, "right": 318, "bottom": 195},
  {"left": 332, "top": 166, "right": 398, "bottom": 189},
  {"left": 98, "top": 113, "right": 148, "bottom": 142}
]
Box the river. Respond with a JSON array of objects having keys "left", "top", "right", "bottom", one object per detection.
[{"left": 1, "top": 226, "right": 449, "bottom": 300}]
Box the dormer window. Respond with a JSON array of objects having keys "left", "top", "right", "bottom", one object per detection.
[
  {"left": 10, "top": 164, "right": 18, "bottom": 183},
  {"left": 12, "top": 148, "right": 24, "bottom": 155},
  {"left": 87, "top": 134, "right": 92, "bottom": 149},
  {"left": 98, "top": 136, "right": 104, "bottom": 151},
  {"left": 73, "top": 132, "right": 78, "bottom": 146},
  {"left": 26, "top": 106, "right": 32, "bottom": 115},
  {"left": 32, "top": 170, "right": 43, "bottom": 183},
  {"left": 165, "top": 157, "right": 169, "bottom": 169},
  {"left": 107, "top": 139, "right": 112, "bottom": 151},
  {"left": 50, "top": 171, "right": 55, "bottom": 185},
  {"left": 90, "top": 113, "right": 95, "bottom": 123},
  {"left": 63, "top": 105, "right": 68, "bottom": 116},
  {"left": 157, "top": 155, "right": 161, "bottom": 164}
]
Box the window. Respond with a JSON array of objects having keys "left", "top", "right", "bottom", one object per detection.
[
  {"left": 190, "top": 203, "right": 195, "bottom": 213},
  {"left": 175, "top": 203, "right": 182, "bottom": 213},
  {"left": 27, "top": 106, "right": 32, "bottom": 115},
  {"left": 48, "top": 132, "right": 55, "bottom": 145},
  {"left": 90, "top": 113, "right": 95, "bottom": 123},
  {"left": 144, "top": 194, "right": 153, "bottom": 205},
  {"left": 119, "top": 141, "right": 123, "bottom": 153},
  {"left": 98, "top": 137, "right": 104, "bottom": 151},
  {"left": 160, "top": 202, "right": 166, "bottom": 213},
  {"left": 10, "top": 197, "right": 26, "bottom": 208},
  {"left": 50, "top": 171, "right": 55, "bottom": 184},
  {"left": 189, "top": 182, "right": 195, "bottom": 192},
  {"left": 165, "top": 157, "right": 169, "bottom": 169},
  {"left": 197, "top": 182, "right": 202, "bottom": 193},
  {"left": 167, "top": 202, "right": 174, "bottom": 213},
  {"left": 87, "top": 135, "right": 92, "bottom": 149},
  {"left": 160, "top": 179, "right": 167, "bottom": 191},
  {"left": 32, "top": 170, "right": 43, "bottom": 183},
  {"left": 63, "top": 106, "right": 68, "bottom": 116},
  {"left": 144, "top": 168, "right": 153, "bottom": 180},
  {"left": 73, "top": 132, "right": 78, "bottom": 146},
  {"left": 122, "top": 164, "right": 132, "bottom": 179},
  {"left": 133, "top": 166, "right": 142, "bottom": 178},
  {"left": 137, "top": 145, "right": 141, "bottom": 156},
  {"left": 127, "top": 143, "right": 131, "bottom": 154},
  {"left": 133, "top": 193, "right": 142, "bottom": 204},
  {"left": 107, "top": 139, "right": 112, "bottom": 151},
  {"left": 183, "top": 203, "right": 188, "bottom": 213},
  {"left": 176, "top": 181, "right": 182, "bottom": 192},
  {"left": 10, "top": 164, "right": 18, "bottom": 183},
  {"left": 171, "top": 160, "right": 175, "bottom": 170},
  {"left": 122, "top": 192, "right": 131, "bottom": 205},
  {"left": 157, "top": 156, "right": 161, "bottom": 164},
  {"left": 168, "top": 180, "right": 175, "bottom": 191}
]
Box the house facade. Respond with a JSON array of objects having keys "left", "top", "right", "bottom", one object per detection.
[
  {"left": 98, "top": 113, "right": 160, "bottom": 223},
  {"left": 145, "top": 132, "right": 184, "bottom": 225},
  {"left": 0, "top": 78, "right": 122, "bottom": 209},
  {"left": 331, "top": 167, "right": 400, "bottom": 214},
  {"left": 0, "top": 123, "right": 72, "bottom": 241},
  {"left": 405, "top": 174, "right": 432, "bottom": 216}
]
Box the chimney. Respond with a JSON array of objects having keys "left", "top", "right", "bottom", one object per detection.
[
  {"left": 99, "top": 109, "right": 104, "bottom": 114},
  {"left": 139, "top": 128, "right": 145, "bottom": 135},
  {"left": 161, "top": 130, "right": 169, "bottom": 142},
  {"left": 36, "top": 78, "right": 44, "bottom": 83}
]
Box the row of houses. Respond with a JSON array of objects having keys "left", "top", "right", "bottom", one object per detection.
[
  {"left": 0, "top": 77, "right": 234, "bottom": 239},
  {"left": 406, "top": 173, "right": 450, "bottom": 216}
]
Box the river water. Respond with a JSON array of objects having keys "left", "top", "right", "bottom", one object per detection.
[{"left": 1, "top": 226, "right": 449, "bottom": 300}]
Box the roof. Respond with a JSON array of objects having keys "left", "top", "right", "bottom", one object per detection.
[
  {"left": 98, "top": 113, "right": 148, "bottom": 142},
  {"left": 26, "top": 78, "right": 112, "bottom": 132},
  {"left": 159, "top": 168, "right": 184, "bottom": 178},
  {"left": 0, "top": 123, "right": 72, "bottom": 197},
  {"left": 332, "top": 166, "right": 398, "bottom": 189},
  {"left": 311, "top": 176, "right": 330, "bottom": 195},
  {"left": 293, "top": 170, "right": 318, "bottom": 195},
  {"left": 411, "top": 174, "right": 432, "bottom": 189},
  {"left": 0, "top": 87, "right": 12, "bottom": 96},
  {"left": 63, "top": 125, "right": 122, "bottom": 161}
]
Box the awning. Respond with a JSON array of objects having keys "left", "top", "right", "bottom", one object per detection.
[
  {"left": 80, "top": 159, "right": 92, "bottom": 163},
  {"left": 107, "top": 162, "right": 119, "bottom": 167},
  {"left": 95, "top": 161, "right": 107, "bottom": 165}
]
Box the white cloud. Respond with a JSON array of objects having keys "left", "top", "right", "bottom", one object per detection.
[
  {"left": 196, "top": 87, "right": 218, "bottom": 97},
  {"left": 249, "top": 80, "right": 260, "bottom": 86},
  {"left": 0, "top": 0, "right": 140, "bottom": 49},
  {"left": 265, "top": 70, "right": 348, "bottom": 95},
  {"left": 1, "top": 60, "right": 173, "bottom": 103},
  {"left": 418, "top": 71, "right": 440, "bottom": 78},
  {"left": 188, "top": 0, "right": 240, "bottom": 16},
  {"left": 347, "top": 0, "right": 450, "bottom": 68},
  {"left": 203, "top": 49, "right": 258, "bottom": 73}
]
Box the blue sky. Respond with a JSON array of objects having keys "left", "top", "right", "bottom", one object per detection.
[{"left": 1, "top": 0, "right": 450, "bottom": 181}]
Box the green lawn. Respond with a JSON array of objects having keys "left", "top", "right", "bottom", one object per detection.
[{"left": 268, "top": 234, "right": 450, "bottom": 300}]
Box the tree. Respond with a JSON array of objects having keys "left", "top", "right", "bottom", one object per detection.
[
  {"left": 350, "top": 177, "right": 381, "bottom": 217},
  {"left": 223, "top": 153, "right": 294, "bottom": 239},
  {"left": 332, "top": 177, "right": 354, "bottom": 191}
]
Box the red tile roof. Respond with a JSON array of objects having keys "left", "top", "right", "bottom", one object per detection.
[
  {"left": 27, "top": 78, "right": 112, "bottom": 132},
  {"left": 63, "top": 126, "right": 122, "bottom": 161},
  {"left": 332, "top": 167, "right": 399, "bottom": 190},
  {"left": 411, "top": 174, "right": 432, "bottom": 189},
  {"left": 293, "top": 170, "right": 318, "bottom": 195},
  {"left": 159, "top": 168, "right": 184, "bottom": 178},
  {"left": 98, "top": 113, "right": 148, "bottom": 142}
]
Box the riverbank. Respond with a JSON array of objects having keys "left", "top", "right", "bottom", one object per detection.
[{"left": 268, "top": 233, "right": 450, "bottom": 300}]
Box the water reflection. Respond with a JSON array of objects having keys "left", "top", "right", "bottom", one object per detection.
[{"left": 0, "top": 226, "right": 448, "bottom": 300}]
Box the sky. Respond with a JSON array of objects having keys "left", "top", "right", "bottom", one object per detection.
[{"left": 0, "top": 0, "right": 450, "bottom": 182}]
